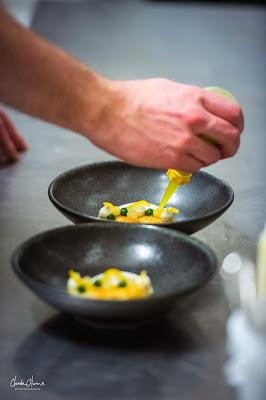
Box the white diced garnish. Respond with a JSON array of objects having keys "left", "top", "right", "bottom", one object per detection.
[
  {"left": 134, "top": 205, "right": 146, "bottom": 217},
  {"left": 161, "top": 209, "right": 174, "bottom": 222},
  {"left": 98, "top": 206, "right": 112, "bottom": 218},
  {"left": 67, "top": 278, "right": 77, "bottom": 290}
]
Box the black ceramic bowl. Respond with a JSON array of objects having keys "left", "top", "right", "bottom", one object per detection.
[
  {"left": 48, "top": 161, "right": 233, "bottom": 234},
  {"left": 12, "top": 223, "right": 216, "bottom": 325}
]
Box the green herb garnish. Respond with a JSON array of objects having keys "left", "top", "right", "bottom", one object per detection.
[
  {"left": 120, "top": 208, "right": 128, "bottom": 216},
  {"left": 94, "top": 279, "right": 102, "bottom": 287},
  {"left": 107, "top": 213, "right": 115, "bottom": 220},
  {"left": 145, "top": 208, "right": 154, "bottom": 216},
  {"left": 118, "top": 280, "right": 127, "bottom": 288}
]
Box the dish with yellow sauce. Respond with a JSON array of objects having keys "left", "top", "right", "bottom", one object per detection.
[
  {"left": 98, "top": 169, "right": 192, "bottom": 224},
  {"left": 67, "top": 268, "right": 153, "bottom": 300},
  {"left": 98, "top": 200, "right": 180, "bottom": 224}
]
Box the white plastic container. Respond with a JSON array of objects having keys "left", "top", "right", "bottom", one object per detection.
[
  {"left": 225, "top": 306, "right": 266, "bottom": 400},
  {"left": 257, "top": 222, "right": 266, "bottom": 297}
]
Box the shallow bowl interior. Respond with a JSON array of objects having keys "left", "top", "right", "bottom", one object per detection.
[
  {"left": 12, "top": 224, "right": 217, "bottom": 324},
  {"left": 48, "top": 162, "right": 234, "bottom": 234}
]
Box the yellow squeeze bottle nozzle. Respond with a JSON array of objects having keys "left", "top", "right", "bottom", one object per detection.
[{"left": 159, "top": 169, "right": 192, "bottom": 209}]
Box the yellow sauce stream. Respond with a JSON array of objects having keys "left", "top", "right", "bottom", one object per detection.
[{"left": 159, "top": 169, "right": 192, "bottom": 208}]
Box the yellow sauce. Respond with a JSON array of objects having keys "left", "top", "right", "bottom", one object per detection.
[
  {"left": 98, "top": 170, "right": 191, "bottom": 224},
  {"left": 67, "top": 268, "right": 153, "bottom": 301},
  {"left": 115, "top": 215, "right": 163, "bottom": 224},
  {"left": 159, "top": 169, "right": 192, "bottom": 208},
  {"left": 99, "top": 200, "right": 179, "bottom": 224}
]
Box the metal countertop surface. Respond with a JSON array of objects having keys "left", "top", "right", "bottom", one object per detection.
[{"left": 0, "top": 1, "right": 265, "bottom": 399}]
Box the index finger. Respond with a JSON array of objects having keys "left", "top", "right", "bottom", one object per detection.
[
  {"left": 0, "top": 109, "right": 28, "bottom": 151},
  {"left": 202, "top": 89, "right": 244, "bottom": 132}
]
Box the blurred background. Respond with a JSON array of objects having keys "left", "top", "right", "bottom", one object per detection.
[
  {"left": 0, "top": 2, "right": 265, "bottom": 400},
  {"left": 2, "top": 0, "right": 265, "bottom": 246}
]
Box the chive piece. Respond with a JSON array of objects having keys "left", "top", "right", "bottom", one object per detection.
[
  {"left": 118, "top": 280, "right": 127, "bottom": 288},
  {"left": 120, "top": 207, "right": 128, "bottom": 216},
  {"left": 107, "top": 213, "right": 115, "bottom": 220},
  {"left": 145, "top": 208, "right": 154, "bottom": 216},
  {"left": 94, "top": 279, "right": 102, "bottom": 287},
  {"left": 77, "top": 285, "right": 86, "bottom": 293}
]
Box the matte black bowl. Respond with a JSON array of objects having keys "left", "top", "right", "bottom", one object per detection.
[
  {"left": 48, "top": 161, "right": 233, "bottom": 234},
  {"left": 12, "top": 223, "right": 217, "bottom": 325}
]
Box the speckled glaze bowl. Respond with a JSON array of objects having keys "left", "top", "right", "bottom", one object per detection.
[
  {"left": 48, "top": 161, "right": 234, "bottom": 234},
  {"left": 12, "top": 223, "right": 217, "bottom": 325}
]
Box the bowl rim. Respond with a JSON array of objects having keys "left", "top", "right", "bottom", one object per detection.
[
  {"left": 48, "top": 161, "right": 234, "bottom": 226},
  {"left": 11, "top": 223, "right": 217, "bottom": 305}
]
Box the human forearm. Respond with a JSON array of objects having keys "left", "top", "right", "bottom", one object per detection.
[
  {"left": 0, "top": 6, "right": 243, "bottom": 171},
  {"left": 0, "top": 6, "right": 109, "bottom": 135}
]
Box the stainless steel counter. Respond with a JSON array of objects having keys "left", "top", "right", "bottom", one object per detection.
[{"left": 0, "top": 1, "right": 265, "bottom": 399}]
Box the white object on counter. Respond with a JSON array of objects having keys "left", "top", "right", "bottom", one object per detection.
[
  {"left": 257, "top": 222, "right": 266, "bottom": 297},
  {"left": 225, "top": 307, "right": 266, "bottom": 400}
]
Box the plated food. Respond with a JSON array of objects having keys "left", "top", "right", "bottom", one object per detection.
[
  {"left": 67, "top": 267, "right": 154, "bottom": 300},
  {"left": 98, "top": 200, "right": 180, "bottom": 224},
  {"left": 12, "top": 223, "right": 217, "bottom": 323},
  {"left": 48, "top": 161, "right": 234, "bottom": 233},
  {"left": 98, "top": 169, "right": 191, "bottom": 224}
]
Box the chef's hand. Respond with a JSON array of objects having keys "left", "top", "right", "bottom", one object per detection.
[
  {"left": 88, "top": 78, "right": 244, "bottom": 172},
  {"left": 0, "top": 7, "right": 243, "bottom": 171},
  {"left": 0, "top": 108, "right": 28, "bottom": 163}
]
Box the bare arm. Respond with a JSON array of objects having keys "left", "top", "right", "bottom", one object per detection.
[
  {"left": 0, "top": 5, "right": 244, "bottom": 170},
  {"left": 0, "top": 5, "right": 109, "bottom": 135}
]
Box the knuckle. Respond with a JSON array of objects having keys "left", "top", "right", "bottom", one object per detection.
[
  {"left": 234, "top": 137, "right": 240, "bottom": 152},
  {"left": 161, "top": 146, "right": 180, "bottom": 165},
  {"left": 185, "top": 111, "right": 206, "bottom": 128},
  {"left": 231, "top": 104, "right": 242, "bottom": 121},
  {"left": 212, "top": 153, "right": 221, "bottom": 163},
  {"left": 180, "top": 134, "right": 194, "bottom": 148},
  {"left": 226, "top": 142, "right": 239, "bottom": 157},
  {"left": 184, "top": 166, "right": 196, "bottom": 173},
  {"left": 185, "top": 108, "right": 207, "bottom": 128},
  {"left": 188, "top": 85, "right": 204, "bottom": 102},
  {"left": 209, "top": 149, "right": 221, "bottom": 164},
  {"left": 227, "top": 148, "right": 236, "bottom": 158},
  {"left": 189, "top": 164, "right": 202, "bottom": 173},
  {"left": 191, "top": 159, "right": 205, "bottom": 172},
  {"left": 230, "top": 127, "right": 241, "bottom": 143}
]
